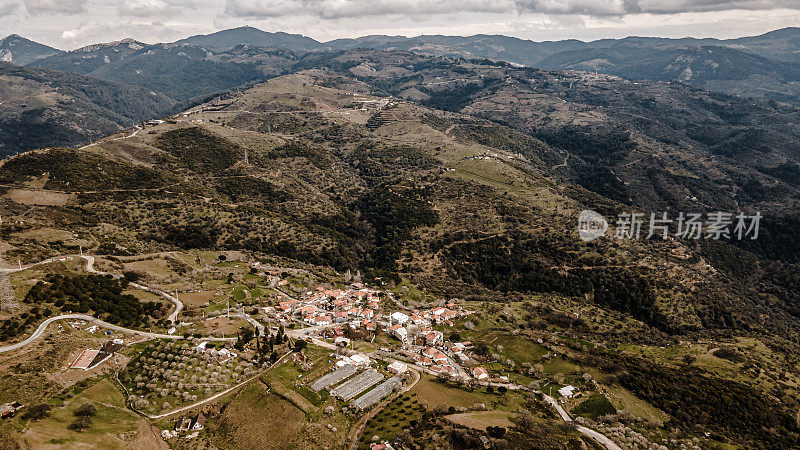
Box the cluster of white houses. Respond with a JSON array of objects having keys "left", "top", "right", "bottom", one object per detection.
[
  {"left": 266, "top": 285, "right": 473, "bottom": 341},
  {"left": 263, "top": 284, "right": 504, "bottom": 381},
  {"left": 386, "top": 306, "right": 472, "bottom": 347}
]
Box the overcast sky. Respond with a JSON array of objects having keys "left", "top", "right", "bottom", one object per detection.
[{"left": 2, "top": 0, "right": 800, "bottom": 50}]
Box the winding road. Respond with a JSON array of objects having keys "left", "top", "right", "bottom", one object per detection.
[
  {"left": 79, "top": 125, "right": 142, "bottom": 150},
  {"left": 82, "top": 255, "right": 183, "bottom": 324},
  {"left": 2, "top": 254, "right": 184, "bottom": 324},
  {"left": 1, "top": 253, "right": 622, "bottom": 449},
  {"left": 0, "top": 252, "right": 200, "bottom": 354},
  {"left": 0, "top": 314, "right": 181, "bottom": 353}
]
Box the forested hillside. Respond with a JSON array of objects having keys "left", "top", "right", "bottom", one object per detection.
[{"left": 0, "top": 62, "right": 176, "bottom": 156}]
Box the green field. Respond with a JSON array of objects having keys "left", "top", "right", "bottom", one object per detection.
[{"left": 23, "top": 379, "right": 142, "bottom": 449}]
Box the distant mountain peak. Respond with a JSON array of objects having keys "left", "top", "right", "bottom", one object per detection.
[
  {"left": 74, "top": 38, "right": 146, "bottom": 53},
  {"left": 175, "top": 26, "right": 320, "bottom": 51},
  {"left": 0, "top": 34, "right": 61, "bottom": 65}
]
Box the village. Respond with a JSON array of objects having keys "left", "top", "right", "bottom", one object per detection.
[{"left": 0, "top": 254, "right": 593, "bottom": 449}]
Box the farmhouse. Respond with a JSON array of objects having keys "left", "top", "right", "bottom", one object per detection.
[
  {"left": 472, "top": 367, "right": 489, "bottom": 380},
  {"left": 558, "top": 385, "right": 577, "bottom": 398},
  {"left": 192, "top": 413, "right": 206, "bottom": 430}
]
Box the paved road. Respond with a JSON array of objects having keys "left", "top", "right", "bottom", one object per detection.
[
  {"left": 541, "top": 392, "right": 621, "bottom": 450},
  {"left": 576, "top": 425, "right": 623, "bottom": 450},
  {"left": 0, "top": 314, "right": 181, "bottom": 353},
  {"left": 0, "top": 255, "right": 74, "bottom": 273},
  {"left": 0, "top": 312, "right": 241, "bottom": 354},
  {"left": 542, "top": 392, "right": 573, "bottom": 422},
  {"left": 80, "top": 125, "right": 141, "bottom": 150},
  {"left": 81, "top": 255, "right": 183, "bottom": 324},
  {"left": 1, "top": 254, "right": 184, "bottom": 324},
  {"left": 4, "top": 253, "right": 622, "bottom": 449}
]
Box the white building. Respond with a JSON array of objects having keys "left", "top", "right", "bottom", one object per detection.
[
  {"left": 394, "top": 327, "right": 408, "bottom": 343},
  {"left": 557, "top": 385, "right": 577, "bottom": 398},
  {"left": 390, "top": 312, "right": 409, "bottom": 325},
  {"left": 388, "top": 361, "right": 408, "bottom": 374}
]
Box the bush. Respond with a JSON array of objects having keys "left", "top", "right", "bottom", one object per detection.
[
  {"left": 67, "top": 416, "right": 92, "bottom": 432},
  {"left": 74, "top": 403, "right": 97, "bottom": 417},
  {"left": 487, "top": 426, "right": 507, "bottom": 438},
  {"left": 21, "top": 404, "right": 51, "bottom": 421}
]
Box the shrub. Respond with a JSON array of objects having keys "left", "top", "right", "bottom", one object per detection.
[
  {"left": 21, "top": 404, "right": 51, "bottom": 421},
  {"left": 67, "top": 416, "right": 92, "bottom": 432},
  {"left": 74, "top": 403, "right": 97, "bottom": 417},
  {"left": 487, "top": 426, "right": 507, "bottom": 438}
]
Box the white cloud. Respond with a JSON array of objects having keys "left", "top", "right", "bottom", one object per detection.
[
  {"left": 2, "top": 0, "right": 800, "bottom": 49},
  {"left": 225, "top": 0, "right": 514, "bottom": 20},
  {"left": 120, "top": 0, "right": 167, "bottom": 15},
  {"left": 24, "top": 0, "right": 87, "bottom": 15},
  {"left": 514, "top": 0, "right": 800, "bottom": 16},
  {"left": 224, "top": 0, "right": 800, "bottom": 19},
  {"left": 0, "top": 1, "right": 19, "bottom": 17}
]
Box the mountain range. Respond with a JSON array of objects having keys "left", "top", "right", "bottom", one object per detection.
[
  {"left": 0, "top": 25, "right": 799, "bottom": 159},
  {"left": 2, "top": 25, "right": 800, "bottom": 448},
  {"left": 5, "top": 26, "right": 800, "bottom": 108},
  {"left": 0, "top": 34, "right": 60, "bottom": 65}
]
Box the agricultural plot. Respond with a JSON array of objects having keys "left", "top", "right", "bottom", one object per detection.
[
  {"left": 330, "top": 369, "right": 383, "bottom": 401},
  {"left": 212, "top": 383, "right": 305, "bottom": 449},
  {"left": 359, "top": 393, "right": 427, "bottom": 448},
  {"left": 310, "top": 365, "right": 357, "bottom": 391},
  {"left": 571, "top": 393, "right": 616, "bottom": 419},
  {"left": 352, "top": 376, "right": 401, "bottom": 410},
  {"left": 119, "top": 340, "right": 262, "bottom": 414}
]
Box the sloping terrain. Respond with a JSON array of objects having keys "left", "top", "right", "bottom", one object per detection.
[
  {"left": 31, "top": 39, "right": 146, "bottom": 75},
  {"left": 323, "top": 28, "right": 800, "bottom": 106},
  {"left": 2, "top": 51, "right": 800, "bottom": 447},
  {"left": 33, "top": 43, "right": 292, "bottom": 104},
  {"left": 537, "top": 44, "right": 800, "bottom": 104},
  {"left": 0, "top": 34, "right": 61, "bottom": 65},
  {"left": 0, "top": 62, "right": 177, "bottom": 156},
  {"left": 0, "top": 61, "right": 799, "bottom": 344},
  {"left": 176, "top": 26, "right": 320, "bottom": 51}
]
